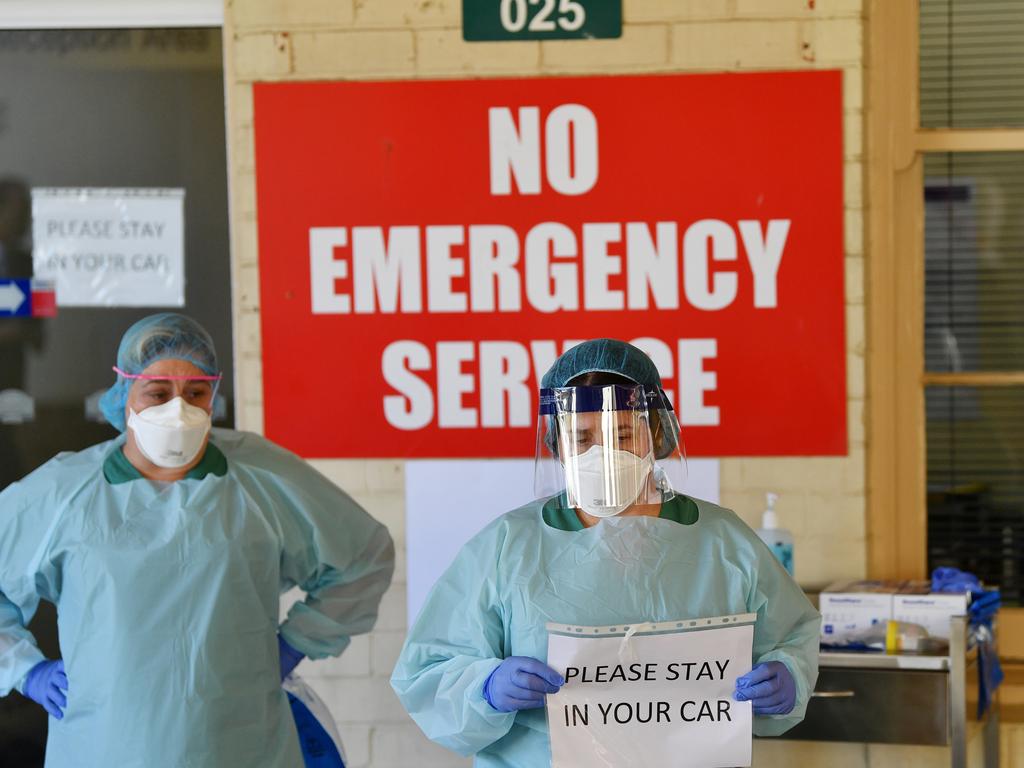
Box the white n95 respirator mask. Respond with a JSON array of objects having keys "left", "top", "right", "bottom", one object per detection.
[
  {"left": 564, "top": 445, "right": 654, "bottom": 518},
  {"left": 128, "top": 397, "right": 211, "bottom": 468}
]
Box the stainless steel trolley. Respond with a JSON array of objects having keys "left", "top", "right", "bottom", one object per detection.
[{"left": 781, "top": 617, "right": 999, "bottom": 767}]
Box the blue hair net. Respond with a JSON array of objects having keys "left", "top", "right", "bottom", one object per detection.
[
  {"left": 541, "top": 339, "right": 664, "bottom": 389},
  {"left": 540, "top": 339, "right": 680, "bottom": 459},
  {"left": 100, "top": 313, "right": 219, "bottom": 432}
]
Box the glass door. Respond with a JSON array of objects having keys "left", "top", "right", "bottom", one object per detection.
[{"left": 0, "top": 25, "right": 231, "bottom": 764}]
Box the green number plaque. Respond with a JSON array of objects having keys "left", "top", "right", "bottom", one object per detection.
[{"left": 463, "top": 0, "right": 622, "bottom": 41}]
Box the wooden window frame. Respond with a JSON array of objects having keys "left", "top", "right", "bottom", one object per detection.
[{"left": 866, "top": 0, "right": 1024, "bottom": 659}]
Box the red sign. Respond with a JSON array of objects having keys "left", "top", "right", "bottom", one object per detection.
[{"left": 254, "top": 71, "right": 845, "bottom": 458}]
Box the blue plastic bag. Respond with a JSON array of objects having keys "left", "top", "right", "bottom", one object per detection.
[
  {"left": 284, "top": 675, "right": 347, "bottom": 768},
  {"left": 969, "top": 589, "right": 1003, "bottom": 719}
]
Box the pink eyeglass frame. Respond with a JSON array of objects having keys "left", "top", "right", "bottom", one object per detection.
[{"left": 113, "top": 366, "right": 223, "bottom": 382}]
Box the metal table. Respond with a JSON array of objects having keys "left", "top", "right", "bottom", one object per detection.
[{"left": 780, "top": 617, "right": 999, "bottom": 767}]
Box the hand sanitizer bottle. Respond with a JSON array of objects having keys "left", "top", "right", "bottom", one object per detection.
[{"left": 757, "top": 493, "right": 795, "bottom": 577}]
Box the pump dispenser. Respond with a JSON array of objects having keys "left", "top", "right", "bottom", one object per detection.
[{"left": 757, "top": 493, "right": 795, "bottom": 577}]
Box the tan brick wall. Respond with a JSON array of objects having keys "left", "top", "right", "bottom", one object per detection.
[{"left": 223, "top": 1, "right": 868, "bottom": 765}]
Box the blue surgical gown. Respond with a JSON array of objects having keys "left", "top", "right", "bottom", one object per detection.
[
  {"left": 0, "top": 428, "right": 394, "bottom": 768},
  {"left": 391, "top": 496, "right": 820, "bottom": 767}
]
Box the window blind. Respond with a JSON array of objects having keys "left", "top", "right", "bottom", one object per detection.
[{"left": 921, "top": 0, "right": 1024, "bottom": 129}]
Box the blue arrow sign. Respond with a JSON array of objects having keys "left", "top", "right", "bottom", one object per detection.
[{"left": 0, "top": 279, "right": 30, "bottom": 317}]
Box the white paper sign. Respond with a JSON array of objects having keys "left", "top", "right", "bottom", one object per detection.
[
  {"left": 31, "top": 187, "right": 185, "bottom": 307},
  {"left": 546, "top": 614, "right": 754, "bottom": 768},
  {"left": 405, "top": 458, "right": 720, "bottom": 625}
]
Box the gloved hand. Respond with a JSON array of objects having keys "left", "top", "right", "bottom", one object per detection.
[
  {"left": 733, "top": 661, "right": 796, "bottom": 715},
  {"left": 278, "top": 635, "right": 305, "bottom": 681},
  {"left": 22, "top": 659, "right": 69, "bottom": 720},
  {"left": 483, "top": 656, "right": 564, "bottom": 712}
]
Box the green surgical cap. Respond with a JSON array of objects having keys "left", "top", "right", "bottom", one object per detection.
[
  {"left": 100, "top": 313, "right": 219, "bottom": 432},
  {"left": 541, "top": 339, "right": 664, "bottom": 389}
]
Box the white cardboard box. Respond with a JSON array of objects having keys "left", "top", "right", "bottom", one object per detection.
[
  {"left": 893, "top": 594, "right": 969, "bottom": 640},
  {"left": 820, "top": 592, "right": 893, "bottom": 640}
]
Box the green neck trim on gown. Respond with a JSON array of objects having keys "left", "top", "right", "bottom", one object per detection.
[
  {"left": 542, "top": 493, "right": 700, "bottom": 532},
  {"left": 103, "top": 441, "right": 228, "bottom": 485}
]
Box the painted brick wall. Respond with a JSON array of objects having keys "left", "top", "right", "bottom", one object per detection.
[{"left": 223, "top": 1, "right": 872, "bottom": 766}]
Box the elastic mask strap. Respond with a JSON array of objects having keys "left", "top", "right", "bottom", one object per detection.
[{"left": 114, "top": 365, "right": 222, "bottom": 382}]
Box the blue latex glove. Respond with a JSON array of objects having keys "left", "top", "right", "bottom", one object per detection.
[
  {"left": 483, "top": 656, "right": 564, "bottom": 712},
  {"left": 733, "top": 661, "right": 796, "bottom": 715},
  {"left": 970, "top": 589, "right": 1001, "bottom": 625},
  {"left": 22, "top": 659, "right": 69, "bottom": 720},
  {"left": 279, "top": 635, "right": 305, "bottom": 681},
  {"left": 931, "top": 566, "right": 982, "bottom": 594}
]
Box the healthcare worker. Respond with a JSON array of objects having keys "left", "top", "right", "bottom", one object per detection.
[
  {"left": 0, "top": 313, "right": 395, "bottom": 768},
  {"left": 392, "top": 339, "right": 819, "bottom": 767}
]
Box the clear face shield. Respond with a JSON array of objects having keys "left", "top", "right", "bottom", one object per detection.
[{"left": 534, "top": 385, "right": 685, "bottom": 518}]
